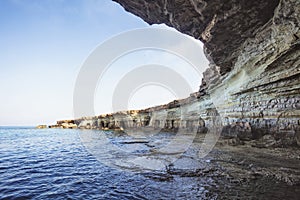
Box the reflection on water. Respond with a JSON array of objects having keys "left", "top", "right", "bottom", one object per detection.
[{"left": 0, "top": 128, "right": 299, "bottom": 199}]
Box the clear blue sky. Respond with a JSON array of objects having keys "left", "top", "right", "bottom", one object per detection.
[{"left": 0, "top": 0, "right": 208, "bottom": 126}]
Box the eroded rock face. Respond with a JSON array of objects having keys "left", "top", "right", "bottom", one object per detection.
[
  {"left": 108, "top": 0, "right": 300, "bottom": 146},
  {"left": 51, "top": 0, "right": 299, "bottom": 147},
  {"left": 113, "top": 0, "right": 280, "bottom": 75}
]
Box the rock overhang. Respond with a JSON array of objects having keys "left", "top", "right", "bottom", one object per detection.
[{"left": 112, "top": 0, "right": 280, "bottom": 75}]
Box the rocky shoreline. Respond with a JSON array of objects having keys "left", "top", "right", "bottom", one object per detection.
[
  {"left": 166, "top": 133, "right": 300, "bottom": 187},
  {"left": 36, "top": 1, "right": 300, "bottom": 198},
  {"left": 45, "top": 0, "right": 299, "bottom": 148}
]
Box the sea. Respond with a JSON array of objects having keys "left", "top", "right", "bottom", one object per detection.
[{"left": 0, "top": 127, "right": 299, "bottom": 200}]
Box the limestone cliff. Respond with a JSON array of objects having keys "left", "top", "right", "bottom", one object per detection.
[
  {"left": 108, "top": 0, "right": 299, "bottom": 146},
  {"left": 52, "top": 0, "right": 299, "bottom": 147}
]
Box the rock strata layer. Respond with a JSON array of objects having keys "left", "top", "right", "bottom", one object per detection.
[
  {"left": 110, "top": 0, "right": 300, "bottom": 146},
  {"left": 51, "top": 0, "right": 299, "bottom": 147}
]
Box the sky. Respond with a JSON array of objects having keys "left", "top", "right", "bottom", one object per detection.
[{"left": 0, "top": 0, "right": 209, "bottom": 126}]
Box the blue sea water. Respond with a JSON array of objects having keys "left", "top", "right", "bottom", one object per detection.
[
  {"left": 0, "top": 127, "right": 299, "bottom": 200},
  {"left": 0, "top": 128, "right": 205, "bottom": 200}
]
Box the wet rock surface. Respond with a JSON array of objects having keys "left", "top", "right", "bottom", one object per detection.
[
  {"left": 152, "top": 137, "right": 300, "bottom": 198},
  {"left": 81, "top": 130, "right": 300, "bottom": 199},
  {"left": 221, "top": 121, "right": 252, "bottom": 140}
]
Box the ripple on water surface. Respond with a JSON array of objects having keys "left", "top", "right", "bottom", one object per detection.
[{"left": 0, "top": 128, "right": 299, "bottom": 199}]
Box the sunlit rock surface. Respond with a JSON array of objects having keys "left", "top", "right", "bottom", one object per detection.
[{"left": 49, "top": 120, "right": 77, "bottom": 129}]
